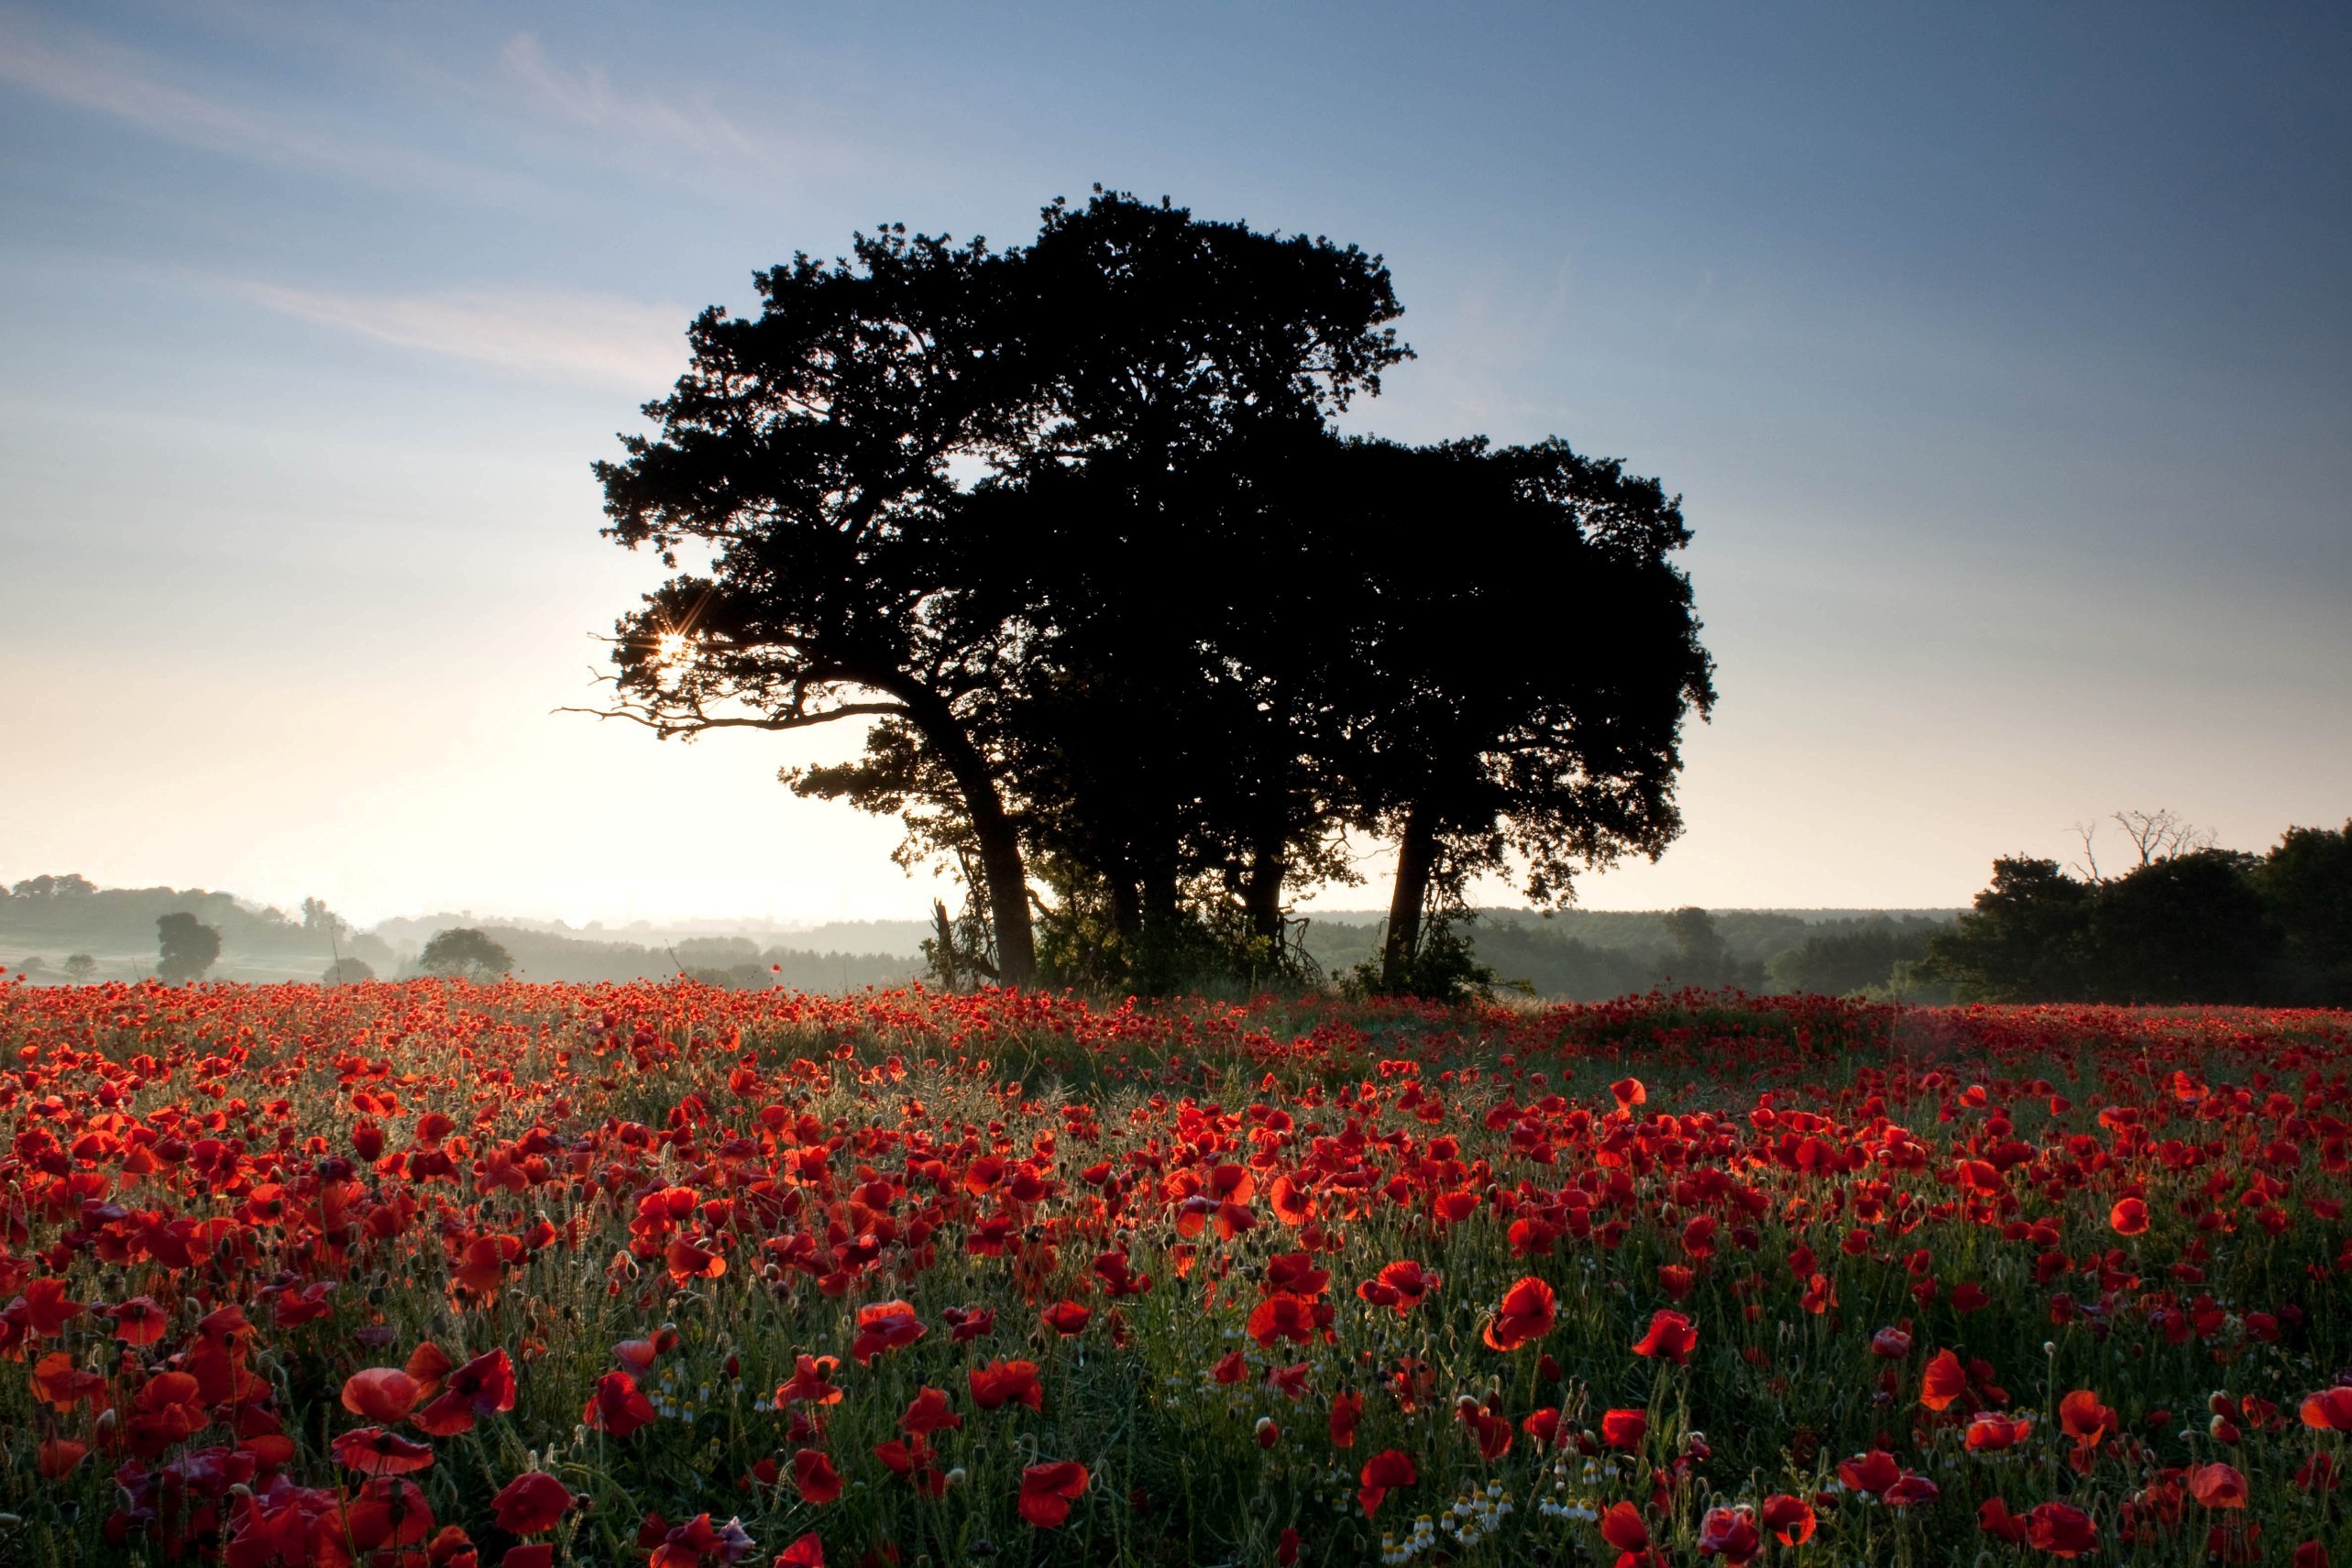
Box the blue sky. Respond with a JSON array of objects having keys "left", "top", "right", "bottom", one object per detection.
[{"left": 2, "top": 1, "right": 2347, "bottom": 925}]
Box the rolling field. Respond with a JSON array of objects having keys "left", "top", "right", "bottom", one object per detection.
[{"left": 2, "top": 980, "right": 2348, "bottom": 1567}]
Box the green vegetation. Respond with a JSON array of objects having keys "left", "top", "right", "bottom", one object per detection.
[{"left": 1922, "top": 813, "right": 2352, "bottom": 1004}]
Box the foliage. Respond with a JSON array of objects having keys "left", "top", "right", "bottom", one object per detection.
[
  {"left": 415, "top": 927, "right": 515, "bottom": 983},
  {"left": 588, "top": 194, "right": 1712, "bottom": 998},
  {"left": 589, "top": 190, "right": 1409, "bottom": 988},
  {"left": 1925, "top": 817, "right": 2352, "bottom": 1004},
  {"left": 1, "top": 980, "right": 2348, "bottom": 1568},
  {"left": 154, "top": 912, "right": 221, "bottom": 984},
  {"left": 1765, "top": 917, "right": 1948, "bottom": 997}
]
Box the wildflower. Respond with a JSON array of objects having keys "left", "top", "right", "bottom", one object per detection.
[
  {"left": 851, "top": 1300, "right": 926, "bottom": 1365},
  {"left": 491, "top": 1472, "right": 577, "bottom": 1535},
  {"left": 1482, "top": 1277, "right": 1556, "bottom": 1352},
  {"left": 969, "top": 1359, "right": 1043, "bottom": 1411},
  {"left": 792, "top": 1450, "right": 841, "bottom": 1505},
  {"left": 2027, "top": 1501, "right": 2099, "bottom": 1558},
  {"left": 1632, "top": 1309, "right": 1697, "bottom": 1365},
  {"left": 1018, "top": 1460, "right": 1090, "bottom": 1528},
  {"left": 1357, "top": 1450, "right": 1417, "bottom": 1519},
  {"left": 1599, "top": 1409, "right": 1647, "bottom": 1449}
]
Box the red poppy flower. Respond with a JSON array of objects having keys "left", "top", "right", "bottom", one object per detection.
[
  {"left": 1699, "top": 1506, "right": 1761, "bottom": 1565},
  {"left": 21, "top": 1277, "right": 83, "bottom": 1337},
  {"left": 1247, "top": 1293, "right": 1321, "bottom": 1348},
  {"left": 1213, "top": 1350, "right": 1248, "bottom": 1384},
  {"left": 1980, "top": 1497, "right": 2029, "bottom": 1545},
  {"left": 1329, "top": 1389, "right": 1363, "bottom": 1448},
  {"left": 1357, "top": 1449, "right": 1416, "bottom": 1519},
  {"left": 334, "top": 1426, "right": 437, "bottom": 1475},
  {"left": 646, "top": 1513, "right": 756, "bottom": 1568},
  {"left": 1599, "top": 1499, "right": 1651, "bottom": 1558},
  {"left": 2060, "top": 1389, "right": 2117, "bottom": 1453},
  {"left": 776, "top": 1354, "right": 843, "bottom": 1408},
  {"left": 968, "top": 1359, "right": 1043, "bottom": 1412},
  {"left": 792, "top": 1450, "right": 841, "bottom": 1506},
  {"left": 1632, "top": 1309, "right": 1697, "bottom": 1365},
  {"left": 1018, "top": 1460, "right": 1090, "bottom": 1529},
  {"left": 415, "top": 1349, "right": 515, "bottom": 1436},
  {"left": 1040, "top": 1300, "right": 1093, "bottom": 1336},
  {"left": 30, "top": 1351, "right": 105, "bottom": 1412},
  {"left": 1522, "top": 1407, "right": 1563, "bottom": 1447},
  {"left": 2302, "top": 1387, "right": 2352, "bottom": 1432},
  {"left": 2109, "top": 1197, "right": 2149, "bottom": 1235},
  {"left": 665, "top": 1237, "right": 727, "bottom": 1283},
  {"left": 1610, "top": 1078, "right": 1646, "bottom": 1112},
  {"left": 586, "top": 1370, "right": 658, "bottom": 1438},
  {"left": 1837, "top": 1449, "right": 1901, "bottom": 1496},
  {"left": 1760, "top": 1494, "right": 1815, "bottom": 1547},
  {"left": 1357, "top": 1260, "right": 1442, "bottom": 1316},
  {"left": 1965, "top": 1412, "right": 2034, "bottom": 1452},
  {"left": 943, "top": 1305, "right": 996, "bottom": 1343},
  {"left": 491, "top": 1472, "right": 577, "bottom": 1535},
  {"left": 2028, "top": 1501, "right": 2099, "bottom": 1558},
  {"left": 110, "top": 1296, "right": 170, "bottom": 1345},
  {"left": 37, "top": 1437, "right": 88, "bottom": 1479},
  {"left": 503, "top": 1548, "right": 555, "bottom": 1568},
  {"left": 851, "top": 1301, "right": 926, "bottom": 1365},
  {"left": 898, "top": 1387, "right": 962, "bottom": 1437},
  {"left": 343, "top": 1367, "right": 425, "bottom": 1423},
  {"left": 1870, "top": 1326, "right": 1913, "bottom": 1359},
  {"left": 775, "top": 1533, "right": 825, "bottom": 1568},
  {"left": 1918, "top": 1349, "right": 1967, "bottom": 1411},
  {"left": 1482, "top": 1277, "right": 1556, "bottom": 1351},
  {"left": 1599, "top": 1409, "right": 1648, "bottom": 1449},
  {"left": 2190, "top": 1463, "right": 2249, "bottom": 1510}
]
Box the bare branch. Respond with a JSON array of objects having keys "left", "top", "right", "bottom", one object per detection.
[{"left": 554, "top": 700, "right": 907, "bottom": 740}]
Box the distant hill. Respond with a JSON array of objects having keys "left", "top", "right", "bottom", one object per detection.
[
  {"left": 3, "top": 873, "right": 1958, "bottom": 999},
  {"left": 0, "top": 875, "right": 920, "bottom": 990},
  {"left": 1293, "top": 905, "right": 1962, "bottom": 1001}
]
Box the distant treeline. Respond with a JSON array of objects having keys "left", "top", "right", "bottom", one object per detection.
[
  {"left": 1299, "top": 907, "right": 1956, "bottom": 1003},
  {"left": 1919, "top": 817, "right": 2352, "bottom": 1005},
  {"left": 0, "top": 876, "right": 919, "bottom": 992}
]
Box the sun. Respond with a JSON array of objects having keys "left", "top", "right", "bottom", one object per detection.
[{"left": 654, "top": 630, "right": 692, "bottom": 665}]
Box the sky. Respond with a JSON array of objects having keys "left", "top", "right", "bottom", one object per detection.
[{"left": 2, "top": 1, "right": 2347, "bottom": 927}]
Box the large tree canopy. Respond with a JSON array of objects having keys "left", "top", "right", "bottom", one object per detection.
[
  {"left": 590, "top": 191, "right": 1712, "bottom": 995},
  {"left": 589, "top": 192, "right": 1406, "bottom": 987}
]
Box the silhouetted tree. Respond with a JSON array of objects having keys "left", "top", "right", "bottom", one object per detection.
[
  {"left": 322, "top": 958, "right": 377, "bottom": 984},
  {"left": 2088, "top": 849, "right": 2276, "bottom": 1003},
  {"left": 588, "top": 191, "right": 1405, "bottom": 988},
  {"left": 156, "top": 913, "right": 221, "bottom": 983},
  {"left": 62, "top": 953, "right": 95, "bottom": 982},
  {"left": 2257, "top": 820, "right": 2352, "bottom": 1003},
  {"left": 417, "top": 927, "right": 513, "bottom": 982},
  {"left": 1919, "top": 857, "right": 2094, "bottom": 1002},
  {"left": 1316, "top": 439, "right": 1712, "bottom": 992}
]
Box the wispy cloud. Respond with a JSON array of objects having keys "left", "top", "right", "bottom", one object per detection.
[
  {"left": 498, "top": 32, "right": 763, "bottom": 161},
  {"left": 0, "top": 14, "right": 515, "bottom": 197},
  {"left": 239, "top": 283, "right": 689, "bottom": 390}
]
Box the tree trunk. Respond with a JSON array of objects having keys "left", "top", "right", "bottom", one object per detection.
[
  {"left": 894, "top": 685, "right": 1039, "bottom": 987},
  {"left": 1381, "top": 804, "right": 1435, "bottom": 991},
  {"left": 1244, "top": 826, "right": 1287, "bottom": 944}
]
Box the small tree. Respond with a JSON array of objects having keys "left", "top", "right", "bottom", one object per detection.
[
  {"left": 417, "top": 928, "right": 513, "bottom": 983},
  {"left": 156, "top": 913, "right": 222, "bottom": 983},
  {"left": 63, "top": 953, "right": 96, "bottom": 982},
  {"left": 322, "top": 957, "right": 377, "bottom": 985}
]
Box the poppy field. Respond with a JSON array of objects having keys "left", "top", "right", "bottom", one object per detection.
[{"left": 2, "top": 980, "right": 2349, "bottom": 1568}]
